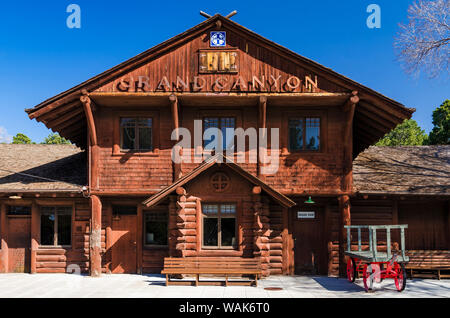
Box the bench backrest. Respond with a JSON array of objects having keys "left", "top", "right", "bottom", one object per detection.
[
  {"left": 163, "top": 257, "right": 261, "bottom": 270},
  {"left": 406, "top": 250, "right": 450, "bottom": 267}
]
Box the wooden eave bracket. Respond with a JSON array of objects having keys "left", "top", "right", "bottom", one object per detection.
[
  {"left": 343, "top": 91, "right": 358, "bottom": 142},
  {"left": 258, "top": 96, "right": 267, "bottom": 130},
  {"left": 80, "top": 90, "right": 97, "bottom": 146},
  {"left": 169, "top": 94, "right": 179, "bottom": 141}
]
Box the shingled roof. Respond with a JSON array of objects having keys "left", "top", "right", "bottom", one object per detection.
[
  {"left": 0, "top": 144, "right": 86, "bottom": 192},
  {"left": 353, "top": 145, "right": 450, "bottom": 196},
  {"left": 0, "top": 144, "right": 448, "bottom": 195}
]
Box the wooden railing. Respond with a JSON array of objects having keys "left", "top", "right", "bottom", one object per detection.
[{"left": 344, "top": 225, "right": 408, "bottom": 261}]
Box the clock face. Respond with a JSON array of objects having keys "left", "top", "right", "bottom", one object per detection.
[{"left": 210, "top": 31, "right": 226, "bottom": 47}]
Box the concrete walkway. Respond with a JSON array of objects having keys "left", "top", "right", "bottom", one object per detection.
[{"left": 0, "top": 274, "right": 449, "bottom": 298}]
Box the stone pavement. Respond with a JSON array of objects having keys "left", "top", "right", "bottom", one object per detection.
[{"left": 0, "top": 273, "right": 449, "bottom": 298}]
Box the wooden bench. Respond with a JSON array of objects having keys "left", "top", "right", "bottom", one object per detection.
[
  {"left": 161, "top": 257, "right": 262, "bottom": 286},
  {"left": 406, "top": 250, "right": 450, "bottom": 280}
]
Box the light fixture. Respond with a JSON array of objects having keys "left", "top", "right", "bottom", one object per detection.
[
  {"left": 9, "top": 195, "right": 22, "bottom": 200},
  {"left": 304, "top": 196, "right": 315, "bottom": 204}
]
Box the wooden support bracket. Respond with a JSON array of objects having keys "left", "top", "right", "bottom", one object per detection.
[{"left": 80, "top": 92, "right": 97, "bottom": 146}]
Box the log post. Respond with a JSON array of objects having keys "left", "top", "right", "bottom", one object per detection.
[
  {"left": 0, "top": 203, "right": 7, "bottom": 273},
  {"left": 170, "top": 95, "right": 182, "bottom": 181},
  {"left": 80, "top": 93, "right": 99, "bottom": 190},
  {"left": 324, "top": 203, "right": 334, "bottom": 276},
  {"left": 30, "top": 200, "right": 39, "bottom": 274},
  {"left": 105, "top": 203, "right": 112, "bottom": 274},
  {"left": 89, "top": 194, "right": 102, "bottom": 277},
  {"left": 281, "top": 206, "right": 290, "bottom": 275},
  {"left": 257, "top": 96, "right": 267, "bottom": 178},
  {"left": 341, "top": 91, "right": 359, "bottom": 193},
  {"left": 136, "top": 204, "right": 143, "bottom": 274},
  {"left": 338, "top": 195, "right": 351, "bottom": 277}
]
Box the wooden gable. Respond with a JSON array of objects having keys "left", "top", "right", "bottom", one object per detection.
[
  {"left": 92, "top": 22, "right": 346, "bottom": 95},
  {"left": 25, "top": 14, "right": 413, "bottom": 151}
]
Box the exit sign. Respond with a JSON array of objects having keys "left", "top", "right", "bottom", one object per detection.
[{"left": 297, "top": 211, "right": 315, "bottom": 219}]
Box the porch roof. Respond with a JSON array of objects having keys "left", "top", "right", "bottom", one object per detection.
[
  {"left": 142, "top": 154, "right": 296, "bottom": 208},
  {"left": 353, "top": 145, "right": 450, "bottom": 196},
  {"left": 0, "top": 144, "right": 86, "bottom": 193}
]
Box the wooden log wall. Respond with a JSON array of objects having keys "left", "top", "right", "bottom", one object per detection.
[
  {"left": 174, "top": 188, "right": 199, "bottom": 257},
  {"left": 268, "top": 202, "right": 284, "bottom": 275},
  {"left": 327, "top": 204, "right": 341, "bottom": 276},
  {"left": 252, "top": 194, "right": 270, "bottom": 276},
  {"left": 36, "top": 201, "right": 108, "bottom": 274},
  {"left": 142, "top": 248, "right": 169, "bottom": 274},
  {"left": 96, "top": 107, "right": 173, "bottom": 191}
]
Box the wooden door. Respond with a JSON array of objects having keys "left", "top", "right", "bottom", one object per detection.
[
  {"left": 111, "top": 215, "right": 137, "bottom": 273},
  {"left": 8, "top": 217, "right": 31, "bottom": 273},
  {"left": 292, "top": 209, "right": 325, "bottom": 275}
]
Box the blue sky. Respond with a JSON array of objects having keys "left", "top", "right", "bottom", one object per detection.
[{"left": 0, "top": 0, "right": 448, "bottom": 143}]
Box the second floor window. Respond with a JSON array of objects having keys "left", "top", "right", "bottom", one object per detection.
[
  {"left": 289, "top": 117, "right": 321, "bottom": 151},
  {"left": 203, "top": 117, "right": 235, "bottom": 150},
  {"left": 120, "top": 118, "right": 152, "bottom": 151}
]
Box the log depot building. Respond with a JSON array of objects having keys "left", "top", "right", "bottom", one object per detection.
[{"left": 0, "top": 15, "right": 449, "bottom": 277}]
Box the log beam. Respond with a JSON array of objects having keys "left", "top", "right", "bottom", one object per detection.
[
  {"left": 30, "top": 200, "right": 39, "bottom": 274},
  {"left": 258, "top": 96, "right": 267, "bottom": 178},
  {"left": 258, "top": 96, "right": 267, "bottom": 130},
  {"left": 0, "top": 203, "right": 7, "bottom": 273},
  {"left": 137, "top": 204, "right": 143, "bottom": 274},
  {"left": 170, "top": 94, "right": 179, "bottom": 140},
  {"left": 342, "top": 91, "right": 358, "bottom": 193},
  {"left": 338, "top": 195, "right": 351, "bottom": 277},
  {"left": 170, "top": 95, "right": 182, "bottom": 181},
  {"left": 89, "top": 194, "right": 102, "bottom": 277}
]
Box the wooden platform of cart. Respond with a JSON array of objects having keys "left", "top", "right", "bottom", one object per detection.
[
  {"left": 345, "top": 251, "right": 409, "bottom": 263},
  {"left": 344, "top": 225, "right": 410, "bottom": 263},
  {"left": 405, "top": 250, "right": 450, "bottom": 280},
  {"left": 161, "top": 257, "right": 262, "bottom": 286}
]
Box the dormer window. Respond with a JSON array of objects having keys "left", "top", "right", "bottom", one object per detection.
[{"left": 120, "top": 117, "right": 153, "bottom": 151}]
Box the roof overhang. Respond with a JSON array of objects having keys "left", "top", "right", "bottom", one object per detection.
[
  {"left": 25, "top": 14, "right": 414, "bottom": 151},
  {"left": 90, "top": 91, "right": 351, "bottom": 108}
]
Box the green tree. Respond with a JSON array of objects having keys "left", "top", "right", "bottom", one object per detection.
[
  {"left": 376, "top": 119, "right": 428, "bottom": 146},
  {"left": 428, "top": 100, "right": 450, "bottom": 145},
  {"left": 41, "top": 133, "right": 71, "bottom": 144},
  {"left": 12, "top": 133, "right": 34, "bottom": 144}
]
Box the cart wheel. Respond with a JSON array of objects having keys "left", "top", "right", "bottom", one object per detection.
[
  {"left": 394, "top": 263, "right": 407, "bottom": 292},
  {"left": 363, "top": 264, "right": 374, "bottom": 292},
  {"left": 347, "top": 258, "right": 356, "bottom": 283}
]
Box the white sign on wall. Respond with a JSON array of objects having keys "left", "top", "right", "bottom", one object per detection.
[{"left": 297, "top": 211, "right": 315, "bottom": 219}]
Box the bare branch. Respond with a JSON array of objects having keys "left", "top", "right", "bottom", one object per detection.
[{"left": 394, "top": 0, "right": 450, "bottom": 78}]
